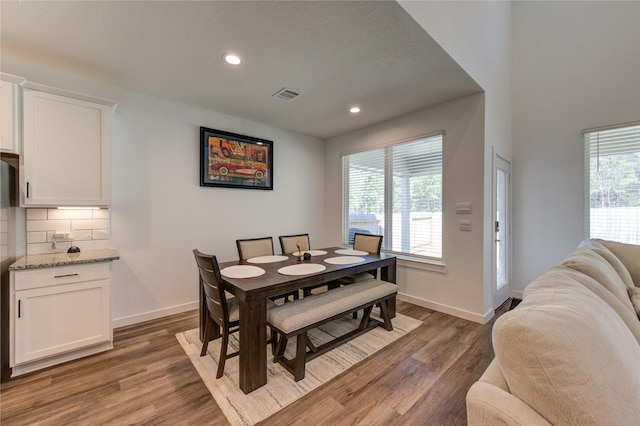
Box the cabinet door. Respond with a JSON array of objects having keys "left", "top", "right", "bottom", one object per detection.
[
  {"left": 13, "top": 279, "right": 111, "bottom": 365},
  {"left": 0, "top": 80, "right": 20, "bottom": 154},
  {"left": 22, "top": 89, "right": 110, "bottom": 206}
]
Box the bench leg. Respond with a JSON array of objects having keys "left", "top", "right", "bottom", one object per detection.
[
  {"left": 379, "top": 300, "right": 393, "bottom": 331},
  {"left": 358, "top": 306, "right": 373, "bottom": 330},
  {"left": 294, "top": 332, "right": 308, "bottom": 381},
  {"left": 274, "top": 335, "right": 288, "bottom": 363}
]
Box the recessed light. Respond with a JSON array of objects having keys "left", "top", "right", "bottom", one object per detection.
[
  {"left": 350, "top": 106, "right": 361, "bottom": 114},
  {"left": 223, "top": 53, "right": 242, "bottom": 65}
]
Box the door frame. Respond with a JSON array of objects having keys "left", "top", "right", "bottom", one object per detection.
[{"left": 492, "top": 150, "right": 512, "bottom": 308}]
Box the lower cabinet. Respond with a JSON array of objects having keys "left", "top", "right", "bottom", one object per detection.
[{"left": 10, "top": 262, "right": 112, "bottom": 375}]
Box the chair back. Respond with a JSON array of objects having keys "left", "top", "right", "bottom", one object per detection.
[
  {"left": 193, "top": 249, "right": 229, "bottom": 327},
  {"left": 236, "top": 237, "right": 274, "bottom": 260},
  {"left": 279, "top": 234, "right": 310, "bottom": 254},
  {"left": 353, "top": 233, "right": 383, "bottom": 254}
]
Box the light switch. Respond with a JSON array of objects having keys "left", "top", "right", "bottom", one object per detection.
[
  {"left": 456, "top": 202, "right": 472, "bottom": 214},
  {"left": 460, "top": 219, "right": 472, "bottom": 232}
]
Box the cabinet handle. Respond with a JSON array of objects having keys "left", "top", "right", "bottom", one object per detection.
[
  {"left": 54, "top": 273, "right": 79, "bottom": 279},
  {"left": 18, "top": 300, "right": 21, "bottom": 318},
  {"left": 26, "top": 182, "right": 30, "bottom": 198}
]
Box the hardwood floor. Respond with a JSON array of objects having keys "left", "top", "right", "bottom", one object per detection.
[{"left": 0, "top": 300, "right": 509, "bottom": 425}]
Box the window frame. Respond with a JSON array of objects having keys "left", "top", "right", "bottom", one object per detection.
[
  {"left": 583, "top": 121, "right": 640, "bottom": 244},
  {"left": 341, "top": 132, "right": 444, "bottom": 262}
]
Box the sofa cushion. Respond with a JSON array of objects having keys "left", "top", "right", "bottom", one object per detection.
[
  {"left": 598, "top": 239, "right": 640, "bottom": 287},
  {"left": 579, "top": 239, "right": 636, "bottom": 289},
  {"left": 495, "top": 269, "right": 640, "bottom": 425},
  {"left": 629, "top": 286, "right": 640, "bottom": 319},
  {"left": 561, "top": 248, "right": 636, "bottom": 315},
  {"left": 541, "top": 267, "right": 640, "bottom": 344}
]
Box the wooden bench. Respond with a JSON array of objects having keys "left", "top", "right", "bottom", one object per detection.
[{"left": 267, "top": 279, "right": 398, "bottom": 381}]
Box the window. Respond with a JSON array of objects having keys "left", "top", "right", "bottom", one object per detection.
[
  {"left": 585, "top": 123, "right": 640, "bottom": 244},
  {"left": 342, "top": 134, "right": 443, "bottom": 260}
]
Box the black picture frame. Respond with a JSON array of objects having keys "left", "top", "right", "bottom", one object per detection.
[{"left": 199, "top": 127, "right": 273, "bottom": 190}]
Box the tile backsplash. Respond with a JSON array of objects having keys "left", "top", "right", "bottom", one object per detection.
[{"left": 26, "top": 208, "right": 111, "bottom": 254}]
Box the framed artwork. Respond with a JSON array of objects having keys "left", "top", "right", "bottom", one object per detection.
[{"left": 199, "top": 127, "right": 273, "bottom": 190}]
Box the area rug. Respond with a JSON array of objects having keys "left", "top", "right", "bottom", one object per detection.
[{"left": 176, "top": 313, "right": 422, "bottom": 426}]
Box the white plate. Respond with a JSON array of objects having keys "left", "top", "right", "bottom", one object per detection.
[
  {"left": 324, "top": 256, "right": 366, "bottom": 265},
  {"left": 277, "top": 264, "right": 327, "bottom": 276},
  {"left": 221, "top": 265, "right": 266, "bottom": 279},
  {"left": 247, "top": 255, "right": 289, "bottom": 264},
  {"left": 292, "top": 249, "right": 328, "bottom": 256},
  {"left": 335, "top": 249, "right": 369, "bottom": 256}
]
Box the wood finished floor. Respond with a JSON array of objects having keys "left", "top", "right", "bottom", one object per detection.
[{"left": 0, "top": 300, "right": 509, "bottom": 425}]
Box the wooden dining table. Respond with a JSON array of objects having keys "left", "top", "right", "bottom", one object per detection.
[{"left": 199, "top": 247, "right": 397, "bottom": 394}]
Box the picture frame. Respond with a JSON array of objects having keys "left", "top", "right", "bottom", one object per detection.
[{"left": 200, "top": 127, "right": 273, "bottom": 190}]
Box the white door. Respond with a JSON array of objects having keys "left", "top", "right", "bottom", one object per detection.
[{"left": 493, "top": 154, "right": 511, "bottom": 308}]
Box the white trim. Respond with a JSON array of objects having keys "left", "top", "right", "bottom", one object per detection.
[
  {"left": 112, "top": 301, "right": 198, "bottom": 328},
  {"left": 0, "top": 72, "right": 27, "bottom": 85},
  {"left": 397, "top": 256, "right": 446, "bottom": 273},
  {"left": 21, "top": 80, "right": 118, "bottom": 109},
  {"left": 339, "top": 130, "right": 445, "bottom": 158},
  {"left": 397, "top": 293, "right": 493, "bottom": 324},
  {"left": 582, "top": 120, "right": 640, "bottom": 135},
  {"left": 11, "top": 341, "right": 112, "bottom": 377}
]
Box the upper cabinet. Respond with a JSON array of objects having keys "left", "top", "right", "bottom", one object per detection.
[
  {"left": 0, "top": 79, "right": 21, "bottom": 155},
  {"left": 22, "top": 89, "right": 112, "bottom": 207}
]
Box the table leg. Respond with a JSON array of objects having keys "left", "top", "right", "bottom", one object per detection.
[{"left": 238, "top": 297, "right": 267, "bottom": 394}]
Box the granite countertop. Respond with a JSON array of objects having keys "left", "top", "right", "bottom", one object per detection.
[{"left": 9, "top": 248, "right": 120, "bottom": 271}]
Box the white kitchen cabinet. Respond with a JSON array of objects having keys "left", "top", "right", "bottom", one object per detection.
[
  {"left": 0, "top": 79, "right": 20, "bottom": 154},
  {"left": 22, "top": 89, "right": 111, "bottom": 207},
  {"left": 10, "top": 262, "right": 112, "bottom": 375}
]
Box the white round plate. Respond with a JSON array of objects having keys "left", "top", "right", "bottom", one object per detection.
[
  {"left": 220, "top": 265, "right": 266, "bottom": 279},
  {"left": 324, "top": 256, "right": 366, "bottom": 265},
  {"left": 335, "top": 249, "right": 369, "bottom": 256},
  {"left": 278, "top": 264, "right": 327, "bottom": 276},
  {"left": 292, "top": 250, "right": 328, "bottom": 256},
  {"left": 247, "top": 255, "right": 289, "bottom": 264}
]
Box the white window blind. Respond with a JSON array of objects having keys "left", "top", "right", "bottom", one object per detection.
[
  {"left": 342, "top": 134, "right": 443, "bottom": 260},
  {"left": 585, "top": 123, "right": 640, "bottom": 244}
]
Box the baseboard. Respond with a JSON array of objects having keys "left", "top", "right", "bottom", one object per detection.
[
  {"left": 113, "top": 293, "right": 498, "bottom": 329},
  {"left": 112, "top": 301, "right": 199, "bottom": 329},
  {"left": 397, "top": 293, "right": 493, "bottom": 324},
  {"left": 11, "top": 341, "right": 113, "bottom": 378}
]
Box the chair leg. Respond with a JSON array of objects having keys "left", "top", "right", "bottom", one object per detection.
[
  {"left": 270, "top": 327, "right": 278, "bottom": 356},
  {"left": 216, "top": 331, "right": 229, "bottom": 379},
  {"left": 200, "top": 317, "right": 212, "bottom": 357}
]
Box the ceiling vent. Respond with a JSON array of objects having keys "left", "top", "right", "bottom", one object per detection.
[{"left": 272, "top": 88, "right": 300, "bottom": 101}]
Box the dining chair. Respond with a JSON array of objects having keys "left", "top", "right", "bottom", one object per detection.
[
  {"left": 279, "top": 233, "right": 335, "bottom": 297},
  {"left": 236, "top": 236, "right": 276, "bottom": 261},
  {"left": 236, "top": 236, "right": 299, "bottom": 302},
  {"left": 353, "top": 232, "right": 384, "bottom": 257},
  {"left": 279, "top": 233, "right": 310, "bottom": 255},
  {"left": 192, "top": 249, "right": 242, "bottom": 379},
  {"left": 339, "top": 233, "right": 384, "bottom": 318}
]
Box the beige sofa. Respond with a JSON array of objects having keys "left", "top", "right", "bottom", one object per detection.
[{"left": 466, "top": 239, "right": 640, "bottom": 425}]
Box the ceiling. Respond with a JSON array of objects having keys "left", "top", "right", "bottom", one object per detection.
[{"left": 0, "top": 0, "right": 482, "bottom": 140}]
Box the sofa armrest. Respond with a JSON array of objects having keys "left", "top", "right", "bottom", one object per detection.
[{"left": 466, "top": 381, "right": 551, "bottom": 426}]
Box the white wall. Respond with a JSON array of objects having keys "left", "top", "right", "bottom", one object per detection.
[
  {"left": 511, "top": 1, "right": 640, "bottom": 295},
  {"left": 399, "top": 1, "right": 512, "bottom": 317},
  {"left": 325, "top": 94, "right": 488, "bottom": 322},
  {"left": 2, "top": 58, "right": 326, "bottom": 326}
]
